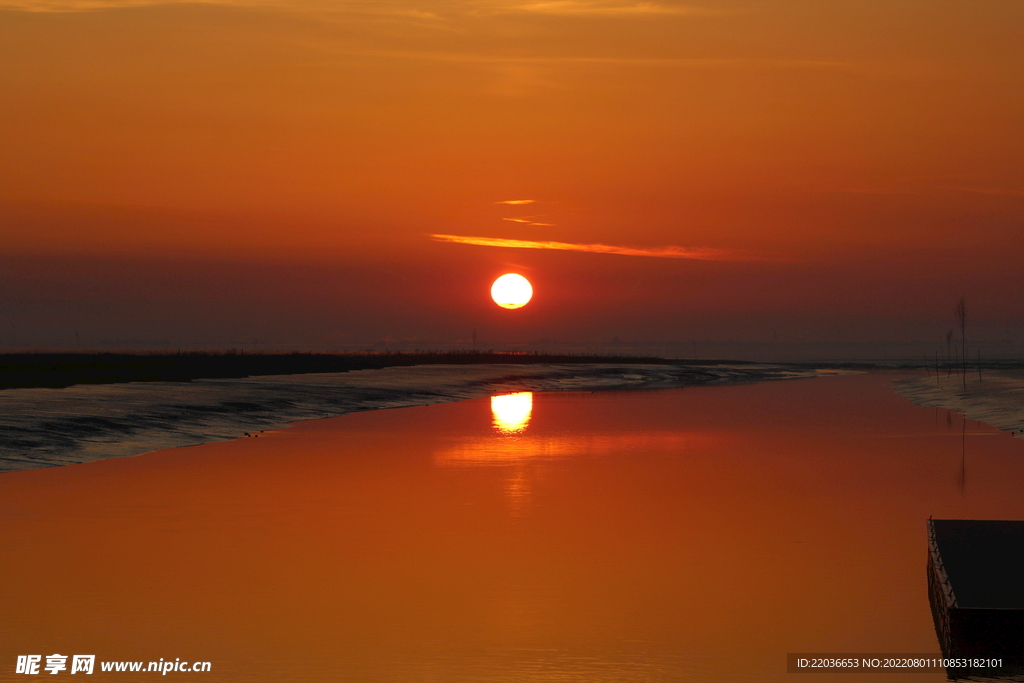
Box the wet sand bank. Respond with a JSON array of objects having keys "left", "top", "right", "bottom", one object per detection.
[{"left": 0, "top": 362, "right": 824, "bottom": 471}]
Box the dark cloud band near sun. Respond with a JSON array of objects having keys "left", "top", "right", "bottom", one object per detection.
[{"left": 430, "top": 234, "right": 740, "bottom": 260}]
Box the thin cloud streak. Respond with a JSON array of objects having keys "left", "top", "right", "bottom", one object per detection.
[
  {"left": 1, "top": 0, "right": 726, "bottom": 15},
  {"left": 946, "top": 186, "right": 1024, "bottom": 197},
  {"left": 502, "top": 217, "right": 554, "bottom": 226},
  {"left": 430, "top": 234, "right": 740, "bottom": 260},
  {"left": 496, "top": 199, "right": 535, "bottom": 204},
  {"left": 0, "top": 0, "right": 452, "bottom": 13},
  {"left": 355, "top": 51, "right": 851, "bottom": 70},
  {"left": 508, "top": 0, "right": 714, "bottom": 16}
]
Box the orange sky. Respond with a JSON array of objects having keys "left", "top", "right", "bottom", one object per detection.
[{"left": 1, "top": 0, "right": 1022, "bottom": 353}]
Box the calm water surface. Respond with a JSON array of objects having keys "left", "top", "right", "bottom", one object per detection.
[{"left": 3, "top": 372, "right": 1024, "bottom": 682}]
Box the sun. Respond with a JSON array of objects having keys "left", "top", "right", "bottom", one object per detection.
[{"left": 490, "top": 273, "right": 533, "bottom": 309}]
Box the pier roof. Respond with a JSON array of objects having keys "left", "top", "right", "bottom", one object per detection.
[{"left": 930, "top": 519, "right": 1024, "bottom": 610}]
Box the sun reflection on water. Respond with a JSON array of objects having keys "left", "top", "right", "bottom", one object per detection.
[{"left": 491, "top": 392, "right": 533, "bottom": 434}]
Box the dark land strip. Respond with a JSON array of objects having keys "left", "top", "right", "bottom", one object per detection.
[
  {"left": 6, "top": 350, "right": 1015, "bottom": 391},
  {"left": 1, "top": 351, "right": 708, "bottom": 390}
]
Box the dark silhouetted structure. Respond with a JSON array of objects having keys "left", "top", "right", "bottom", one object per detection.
[{"left": 927, "top": 519, "right": 1024, "bottom": 680}]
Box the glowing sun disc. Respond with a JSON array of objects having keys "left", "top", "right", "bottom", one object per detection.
[{"left": 491, "top": 273, "right": 533, "bottom": 309}]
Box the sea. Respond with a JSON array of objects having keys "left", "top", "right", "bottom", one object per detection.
[{"left": 2, "top": 370, "right": 1023, "bottom": 681}]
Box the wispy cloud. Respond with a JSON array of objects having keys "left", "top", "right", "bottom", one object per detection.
[
  {"left": 496, "top": 199, "right": 535, "bottom": 205},
  {"left": 353, "top": 50, "right": 850, "bottom": 71},
  {"left": 507, "top": 0, "right": 715, "bottom": 16},
  {"left": 0, "top": 0, "right": 454, "bottom": 14},
  {"left": 2, "top": 0, "right": 729, "bottom": 16},
  {"left": 834, "top": 184, "right": 1024, "bottom": 198},
  {"left": 2, "top": 0, "right": 153, "bottom": 9},
  {"left": 502, "top": 217, "right": 554, "bottom": 226},
  {"left": 430, "top": 233, "right": 740, "bottom": 260},
  {"left": 946, "top": 186, "right": 1024, "bottom": 197}
]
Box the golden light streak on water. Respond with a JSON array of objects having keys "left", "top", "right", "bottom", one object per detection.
[{"left": 491, "top": 392, "right": 533, "bottom": 434}]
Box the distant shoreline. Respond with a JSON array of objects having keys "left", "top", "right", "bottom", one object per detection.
[
  {"left": 0, "top": 350, "right": 726, "bottom": 391},
  {"left": 2, "top": 350, "right": 1021, "bottom": 392}
]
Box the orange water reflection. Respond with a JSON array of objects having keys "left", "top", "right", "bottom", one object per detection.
[
  {"left": 490, "top": 391, "right": 533, "bottom": 434},
  {"left": 436, "top": 430, "right": 718, "bottom": 467},
  {"left": 457, "top": 391, "right": 722, "bottom": 515},
  {"left": 3, "top": 374, "right": 1024, "bottom": 682}
]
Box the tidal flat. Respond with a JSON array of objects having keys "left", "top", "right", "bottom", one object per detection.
[
  {"left": 0, "top": 362, "right": 824, "bottom": 471},
  {"left": 3, "top": 372, "right": 1024, "bottom": 682}
]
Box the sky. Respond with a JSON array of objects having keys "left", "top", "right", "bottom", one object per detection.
[{"left": 1, "top": 0, "right": 1022, "bottom": 356}]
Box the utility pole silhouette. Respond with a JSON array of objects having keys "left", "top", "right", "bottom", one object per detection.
[{"left": 954, "top": 297, "right": 967, "bottom": 390}]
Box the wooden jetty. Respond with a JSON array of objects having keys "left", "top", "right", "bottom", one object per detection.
[{"left": 928, "top": 519, "right": 1024, "bottom": 680}]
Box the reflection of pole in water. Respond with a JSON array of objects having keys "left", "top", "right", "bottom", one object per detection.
[{"left": 958, "top": 413, "right": 967, "bottom": 495}]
